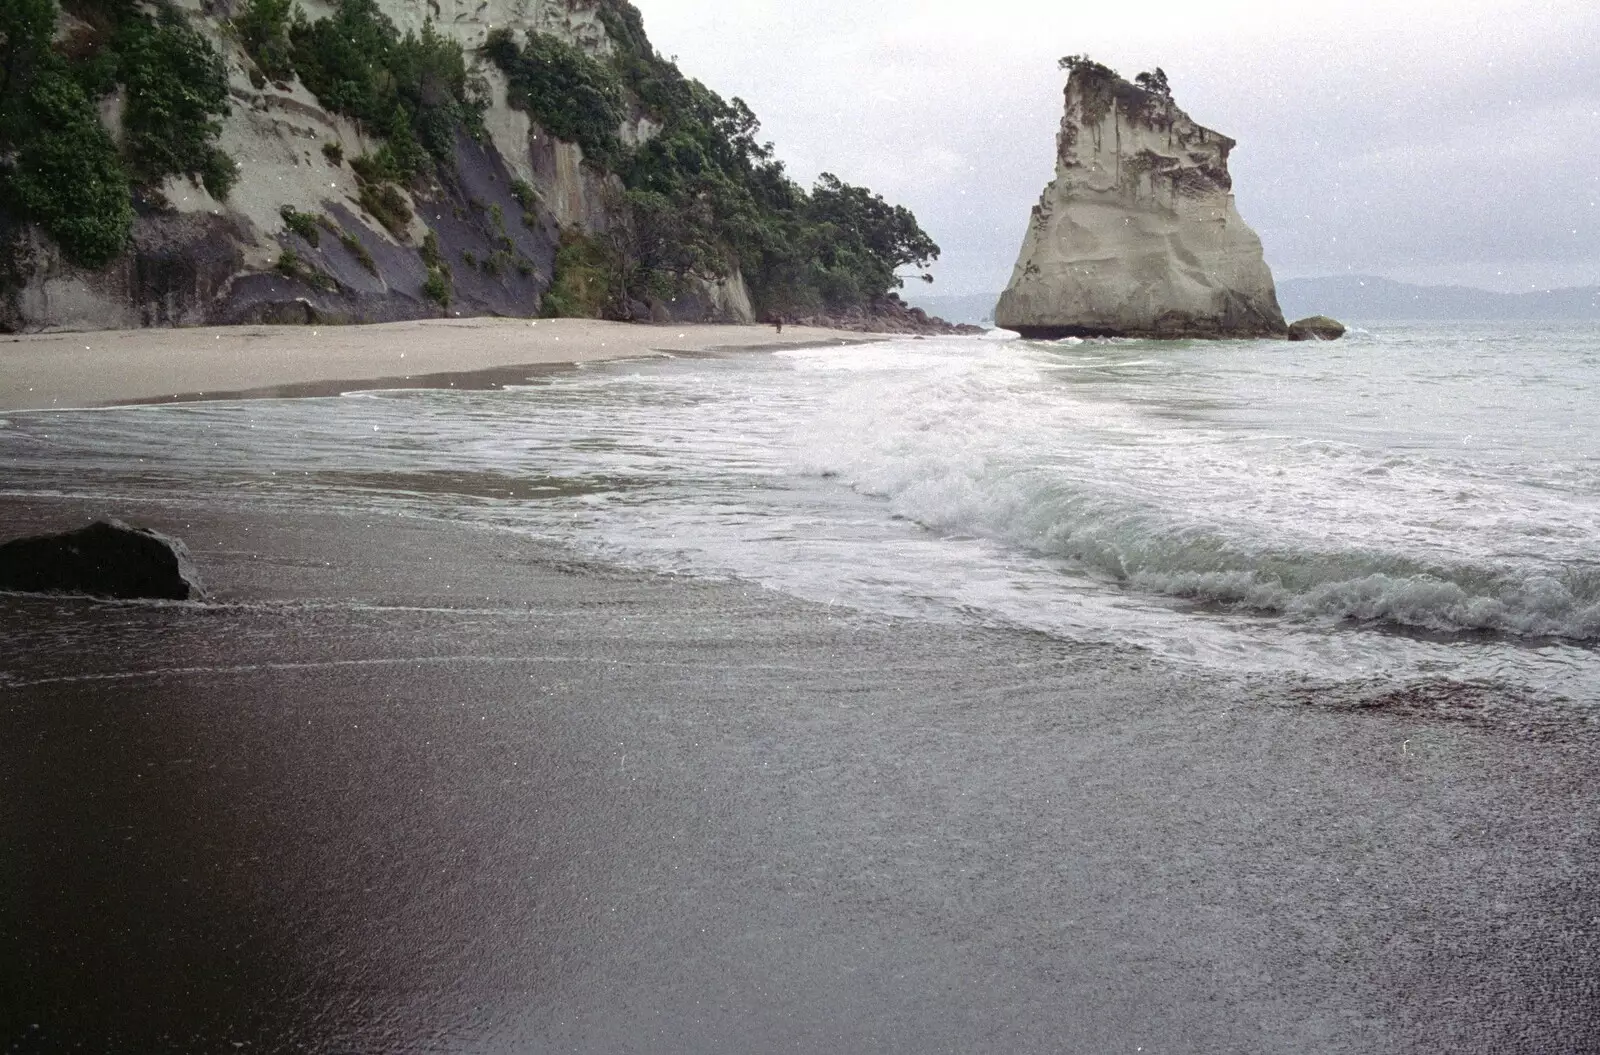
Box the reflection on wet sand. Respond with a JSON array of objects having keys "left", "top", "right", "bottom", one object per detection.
[{"left": 5, "top": 498, "right": 1598, "bottom": 1053}]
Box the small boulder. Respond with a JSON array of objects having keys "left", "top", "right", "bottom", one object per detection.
[
  {"left": 1287, "top": 315, "right": 1347, "bottom": 341},
  {"left": 0, "top": 520, "right": 205, "bottom": 600}
]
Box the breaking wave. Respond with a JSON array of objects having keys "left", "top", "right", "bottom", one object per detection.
[
  {"left": 840, "top": 458, "right": 1600, "bottom": 640},
  {"left": 937, "top": 484, "right": 1599, "bottom": 639},
  {"left": 790, "top": 334, "right": 1600, "bottom": 643}
]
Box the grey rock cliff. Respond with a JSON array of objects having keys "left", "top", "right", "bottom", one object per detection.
[
  {"left": 995, "top": 65, "right": 1286, "bottom": 340},
  {"left": 3, "top": 0, "right": 751, "bottom": 333}
]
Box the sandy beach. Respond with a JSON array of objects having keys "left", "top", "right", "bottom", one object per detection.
[
  {"left": 0, "top": 318, "right": 872, "bottom": 411},
  {"left": 3, "top": 322, "right": 1598, "bottom": 1053},
  {"left": 4, "top": 493, "right": 1597, "bottom": 1053}
]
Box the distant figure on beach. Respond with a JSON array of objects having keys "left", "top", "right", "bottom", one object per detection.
[{"left": 774, "top": 315, "right": 784, "bottom": 334}]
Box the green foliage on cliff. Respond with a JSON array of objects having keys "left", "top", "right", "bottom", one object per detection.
[
  {"left": 4, "top": 67, "right": 133, "bottom": 266},
  {"left": 476, "top": 2, "right": 939, "bottom": 318},
  {"left": 115, "top": 8, "right": 235, "bottom": 198},
  {"left": 0, "top": 0, "right": 236, "bottom": 268},
  {"left": 421, "top": 266, "right": 450, "bottom": 308},
  {"left": 275, "top": 245, "right": 336, "bottom": 291},
  {"left": 290, "top": 0, "right": 485, "bottom": 176},
  {"left": 280, "top": 205, "right": 320, "bottom": 246},
  {"left": 1, "top": 0, "right": 936, "bottom": 318},
  {"left": 1058, "top": 54, "right": 1115, "bottom": 78},
  {"left": 1134, "top": 67, "right": 1171, "bottom": 97},
  {"left": 587, "top": 0, "right": 940, "bottom": 316},
  {"left": 484, "top": 28, "right": 623, "bottom": 167},
  {"left": 356, "top": 180, "right": 411, "bottom": 238},
  {"left": 2, "top": 0, "right": 131, "bottom": 270},
  {"left": 542, "top": 230, "right": 619, "bottom": 318},
  {"left": 234, "top": 0, "right": 294, "bottom": 81}
]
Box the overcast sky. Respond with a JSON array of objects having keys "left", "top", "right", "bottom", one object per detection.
[{"left": 632, "top": 0, "right": 1600, "bottom": 296}]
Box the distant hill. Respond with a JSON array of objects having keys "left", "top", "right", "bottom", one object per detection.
[
  {"left": 900, "top": 292, "right": 999, "bottom": 327},
  {"left": 1278, "top": 276, "right": 1600, "bottom": 322}
]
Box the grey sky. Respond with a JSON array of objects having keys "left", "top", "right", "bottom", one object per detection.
[{"left": 632, "top": 0, "right": 1600, "bottom": 296}]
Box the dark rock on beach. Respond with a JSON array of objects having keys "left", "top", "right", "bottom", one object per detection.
[
  {"left": 1287, "top": 315, "right": 1347, "bottom": 341},
  {"left": 0, "top": 520, "right": 204, "bottom": 600},
  {"left": 789, "top": 293, "right": 985, "bottom": 336}
]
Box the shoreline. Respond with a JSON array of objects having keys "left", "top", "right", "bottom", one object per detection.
[
  {"left": 4, "top": 493, "right": 1597, "bottom": 1051},
  {"left": 0, "top": 317, "right": 879, "bottom": 412}
]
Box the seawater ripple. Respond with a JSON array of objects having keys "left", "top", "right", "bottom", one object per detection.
[{"left": 3, "top": 321, "right": 1598, "bottom": 700}]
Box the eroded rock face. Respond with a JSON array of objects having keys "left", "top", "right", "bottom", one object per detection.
[
  {"left": 1, "top": 0, "right": 754, "bottom": 333},
  {"left": 0, "top": 520, "right": 205, "bottom": 600},
  {"left": 995, "top": 66, "right": 1286, "bottom": 340}
]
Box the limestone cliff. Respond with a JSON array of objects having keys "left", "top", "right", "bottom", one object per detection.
[
  {"left": 995, "top": 63, "right": 1286, "bottom": 339},
  {"left": 1, "top": 0, "right": 749, "bottom": 332}
]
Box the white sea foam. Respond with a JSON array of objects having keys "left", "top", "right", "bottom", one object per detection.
[
  {"left": 781, "top": 327, "right": 1600, "bottom": 652},
  {"left": 5, "top": 321, "right": 1598, "bottom": 699}
]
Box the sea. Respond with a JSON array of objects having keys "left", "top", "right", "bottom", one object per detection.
[{"left": 4, "top": 320, "right": 1598, "bottom": 707}]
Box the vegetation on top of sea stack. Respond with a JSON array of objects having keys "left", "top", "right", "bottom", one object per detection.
[
  {"left": 0, "top": 0, "right": 235, "bottom": 267},
  {"left": 1057, "top": 55, "right": 1178, "bottom": 133},
  {"left": 1134, "top": 67, "right": 1171, "bottom": 97}
]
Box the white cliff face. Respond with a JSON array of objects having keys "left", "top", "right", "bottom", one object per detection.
[
  {"left": 10, "top": 0, "right": 754, "bottom": 331},
  {"left": 203, "top": 0, "right": 614, "bottom": 247},
  {"left": 995, "top": 70, "right": 1285, "bottom": 339},
  {"left": 227, "top": 0, "right": 613, "bottom": 55}
]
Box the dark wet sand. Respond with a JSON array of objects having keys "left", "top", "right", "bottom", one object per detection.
[{"left": 2, "top": 495, "right": 1598, "bottom": 1053}]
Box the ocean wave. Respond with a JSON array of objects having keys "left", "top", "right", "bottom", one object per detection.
[
  {"left": 1132, "top": 560, "right": 1600, "bottom": 640},
  {"left": 882, "top": 468, "right": 1600, "bottom": 640},
  {"left": 793, "top": 342, "right": 1600, "bottom": 643}
]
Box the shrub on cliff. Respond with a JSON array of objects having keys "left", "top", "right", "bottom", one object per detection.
[
  {"left": 1134, "top": 67, "right": 1171, "bottom": 97},
  {"left": 233, "top": 0, "right": 294, "bottom": 82},
  {"left": 357, "top": 180, "right": 412, "bottom": 238},
  {"left": 422, "top": 266, "right": 450, "bottom": 308},
  {"left": 385, "top": 20, "right": 483, "bottom": 161},
  {"left": 4, "top": 68, "right": 133, "bottom": 266},
  {"left": 2, "top": 0, "right": 237, "bottom": 269},
  {"left": 0, "top": 0, "right": 132, "bottom": 266},
  {"left": 291, "top": 2, "right": 484, "bottom": 176},
  {"left": 279, "top": 205, "right": 320, "bottom": 246},
  {"left": 484, "top": 28, "right": 624, "bottom": 166},
  {"left": 1058, "top": 54, "right": 1116, "bottom": 79},
  {"left": 114, "top": 8, "right": 236, "bottom": 198},
  {"left": 541, "top": 231, "right": 620, "bottom": 318}
]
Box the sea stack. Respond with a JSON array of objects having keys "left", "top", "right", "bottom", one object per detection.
[{"left": 995, "top": 60, "right": 1287, "bottom": 339}]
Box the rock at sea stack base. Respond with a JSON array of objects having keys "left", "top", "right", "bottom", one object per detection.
[
  {"left": 995, "top": 63, "right": 1287, "bottom": 340},
  {"left": 0, "top": 520, "right": 205, "bottom": 601},
  {"left": 1287, "top": 315, "right": 1347, "bottom": 341}
]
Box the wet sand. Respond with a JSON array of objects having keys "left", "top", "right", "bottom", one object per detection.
[
  {"left": 0, "top": 318, "right": 870, "bottom": 411},
  {"left": 3, "top": 494, "right": 1598, "bottom": 1053}
]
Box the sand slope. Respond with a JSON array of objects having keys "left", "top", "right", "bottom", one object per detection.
[{"left": 0, "top": 318, "right": 871, "bottom": 411}]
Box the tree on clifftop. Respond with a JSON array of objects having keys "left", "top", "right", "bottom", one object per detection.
[
  {"left": 1057, "top": 54, "right": 1116, "bottom": 79},
  {"left": 1135, "top": 67, "right": 1171, "bottom": 97}
]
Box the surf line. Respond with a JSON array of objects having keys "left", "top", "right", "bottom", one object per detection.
[{"left": 2, "top": 651, "right": 959, "bottom": 688}]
